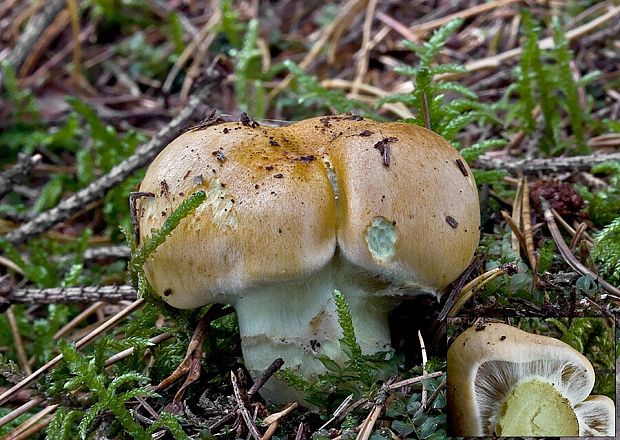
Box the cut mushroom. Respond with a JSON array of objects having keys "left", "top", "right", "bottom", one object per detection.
[
  {"left": 447, "top": 322, "right": 615, "bottom": 436},
  {"left": 138, "top": 114, "right": 480, "bottom": 401}
]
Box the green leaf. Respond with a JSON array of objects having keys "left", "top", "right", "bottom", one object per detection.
[
  {"left": 76, "top": 148, "right": 95, "bottom": 185},
  {"left": 460, "top": 139, "right": 507, "bottom": 164},
  {"left": 167, "top": 12, "right": 185, "bottom": 55},
  {"left": 317, "top": 354, "right": 342, "bottom": 373},
  {"left": 391, "top": 420, "right": 414, "bottom": 437},
  {"left": 417, "top": 415, "right": 440, "bottom": 438},
  {"left": 33, "top": 174, "right": 65, "bottom": 213}
]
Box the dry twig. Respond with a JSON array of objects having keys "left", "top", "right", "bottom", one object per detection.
[
  {"left": 476, "top": 152, "right": 620, "bottom": 174},
  {"left": 231, "top": 371, "right": 262, "bottom": 440},
  {"left": 417, "top": 331, "right": 428, "bottom": 411},
  {"left": 541, "top": 200, "right": 620, "bottom": 300},
  {"left": 448, "top": 263, "right": 519, "bottom": 317},
  {"left": 5, "top": 83, "right": 216, "bottom": 244},
  {"left": 3, "top": 285, "right": 137, "bottom": 305},
  {"left": 521, "top": 177, "right": 538, "bottom": 277},
  {"left": 6, "top": 306, "right": 31, "bottom": 375},
  {"left": 0, "top": 154, "right": 42, "bottom": 199}
]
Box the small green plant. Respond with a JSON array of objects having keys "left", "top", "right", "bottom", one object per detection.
[
  {"left": 49, "top": 340, "right": 159, "bottom": 440},
  {"left": 41, "top": 190, "right": 209, "bottom": 438},
  {"left": 378, "top": 19, "right": 500, "bottom": 143},
  {"left": 504, "top": 12, "right": 600, "bottom": 155},
  {"left": 592, "top": 216, "right": 620, "bottom": 286},
  {"left": 231, "top": 19, "right": 268, "bottom": 118},
  {"left": 383, "top": 368, "right": 447, "bottom": 440},
  {"left": 332, "top": 290, "right": 373, "bottom": 385},
  {"left": 128, "top": 190, "right": 206, "bottom": 275},
  {"left": 546, "top": 318, "right": 615, "bottom": 397},
  {"left": 580, "top": 161, "right": 620, "bottom": 226},
  {"left": 283, "top": 60, "right": 370, "bottom": 116}
]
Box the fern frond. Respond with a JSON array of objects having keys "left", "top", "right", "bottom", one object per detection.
[
  {"left": 433, "top": 82, "right": 478, "bottom": 99},
  {"left": 59, "top": 340, "right": 151, "bottom": 440},
  {"left": 522, "top": 12, "right": 558, "bottom": 150},
  {"left": 408, "top": 18, "right": 463, "bottom": 68},
  {"left": 234, "top": 19, "right": 265, "bottom": 117},
  {"left": 460, "top": 139, "right": 508, "bottom": 164},
  {"left": 130, "top": 190, "right": 206, "bottom": 274},
  {"left": 552, "top": 18, "right": 587, "bottom": 154},
  {"left": 284, "top": 60, "right": 367, "bottom": 113},
  {"left": 332, "top": 290, "right": 373, "bottom": 385},
  {"left": 148, "top": 412, "right": 190, "bottom": 440}
]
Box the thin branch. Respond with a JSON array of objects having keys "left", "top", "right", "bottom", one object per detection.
[
  {"left": 4, "top": 83, "right": 216, "bottom": 244},
  {"left": 6, "top": 307, "right": 31, "bottom": 375},
  {"left": 54, "top": 302, "right": 104, "bottom": 340},
  {"left": 0, "top": 154, "right": 42, "bottom": 199},
  {"left": 81, "top": 245, "right": 131, "bottom": 261},
  {"left": 541, "top": 199, "right": 620, "bottom": 300},
  {"left": 231, "top": 371, "right": 262, "bottom": 440},
  {"left": 448, "top": 264, "right": 518, "bottom": 317},
  {"left": 262, "top": 402, "right": 298, "bottom": 426},
  {"left": 416, "top": 331, "right": 428, "bottom": 413},
  {"left": 476, "top": 152, "right": 620, "bottom": 174},
  {"left": 356, "top": 379, "right": 394, "bottom": 440},
  {"left": 0, "top": 397, "right": 45, "bottom": 428},
  {"left": 4, "top": 405, "right": 57, "bottom": 440},
  {"left": 210, "top": 358, "right": 285, "bottom": 432},
  {"left": 501, "top": 210, "right": 527, "bottom": 253},
  {"left": 408, "top": 0, "right": 522, "bottom": 36},
  {"left": 388, "top": 371, "right": 444, "bottom": 390},
  {"left": 248, "top": 358, "right": 285, "bottom": 397},
  {"left": 105, "top": 332, "right": 173, "bottom": 367},
  {"left": 424, "top": 377, "right": 446, "bottom": 409},
  {"left": 4, "top": 285, "right": 137, "bottom": 305},
  {"left": 318, "top": 394, "right": 354, "bottom": 431},
  {"left": 437, "top": 258, "right": 481, "bottom": 322},
  {"left": 522, "top": 178, "right": 538, "bottom": 276}
]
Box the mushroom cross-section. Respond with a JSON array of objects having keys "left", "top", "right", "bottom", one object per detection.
[
  {"left": 447, "top": 322, "right": 615, "bottom": 437},
  {"left": 138, "top": 114, "right": 480, "bottom": 401}
]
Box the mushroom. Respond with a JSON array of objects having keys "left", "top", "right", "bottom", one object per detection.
[
  {"left": 447, "top": 321, "right": 615, "bottom": 436},
  {"left": 138, "top": 114, "right": 480, "bottom": 401}
]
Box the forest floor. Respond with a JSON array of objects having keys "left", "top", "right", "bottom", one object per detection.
[{"left": 0, "top": 1, "right": 619, "bottom": 439}]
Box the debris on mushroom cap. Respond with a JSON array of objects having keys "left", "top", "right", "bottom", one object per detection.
[
  {"left": 137, "top": 114, "right": 480, "bottom": 402},
  {"left": 447, "top": 322, "right": 615, "bottom": 437},
  {"left": 138, "top": 115, "right": 480, "bottom": 308}
]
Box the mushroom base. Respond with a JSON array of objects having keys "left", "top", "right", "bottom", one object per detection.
[
  {"left": 496, "top": 380, "right": 579, "bottom": 436},
  {"left": 233, "top": 268, "right": 397, "bottom": 404}
]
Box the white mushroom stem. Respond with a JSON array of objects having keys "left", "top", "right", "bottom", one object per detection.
[{"left": 233, "top": 263, "right": 396, "bottom": 402}]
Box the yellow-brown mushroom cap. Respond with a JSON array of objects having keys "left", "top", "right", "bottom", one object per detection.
[
  {"left": 138, "top": 115, "right": 480, "bottom": 308},
  {"left": 138, "top": 121, "right": 337, "bottom": 307}
]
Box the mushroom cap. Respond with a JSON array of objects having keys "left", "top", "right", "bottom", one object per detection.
[
  {"left": 575, "top": 395, "right": 616, "bottom": 436},
  {"left": 447, "top": 322, "right": 597, "bottom": 436},
  {"left": 138, "top": 121, "right": 337, "bottom": 307},
  {"left": 325, "top": 121, "right": 479, "bottom": 289},
  {"left": 138, "top": 115, "right": 480, "bottom": 308}
]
